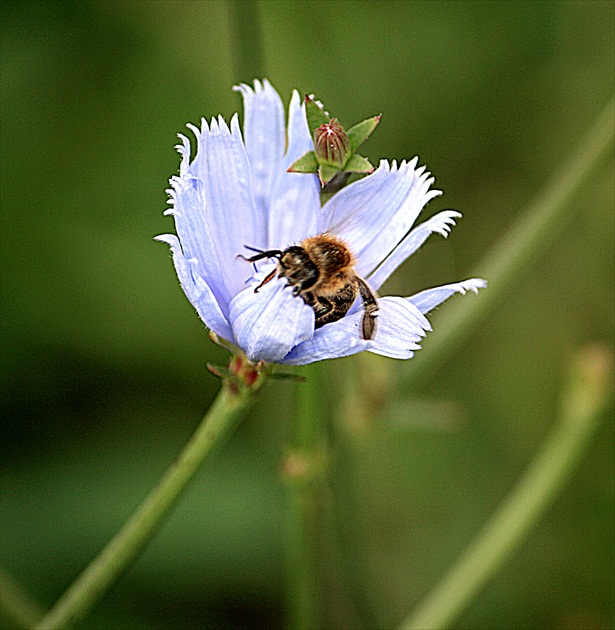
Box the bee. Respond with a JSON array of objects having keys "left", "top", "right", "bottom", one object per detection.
[{"left": 240, "top": 233, "right": 379, "bottom": 340}]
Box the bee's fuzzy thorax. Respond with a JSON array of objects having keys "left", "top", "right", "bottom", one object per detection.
[
  {"left": 242, "top": 232, "right": 378, "bottom": 339},
  {"left": 298, "top": 233, "right": 356, "bottom": 286}
]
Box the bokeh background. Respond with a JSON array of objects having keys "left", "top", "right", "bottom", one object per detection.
[{"left": 1, "top": 1, "right": 613, "bottom": 628}]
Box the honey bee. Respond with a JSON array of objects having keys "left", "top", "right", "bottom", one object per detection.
[{"left": 240, "top": 233, "right": 379, "bottom": 340}]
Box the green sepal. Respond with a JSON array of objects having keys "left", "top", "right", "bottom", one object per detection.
[
  {"left": 318, "top": 163, "right": 339, "bottom": 186},
  {"left": 321, "top": 172, "right": 351, "bottom": 195},
  {"left": 208, "top": 330, "right": 240, "bottom": 353},
  {"left": 305, "top": 95, "right": 330, "bottom": 137},
  {"left": 347, "top": 114, "right": 381, "bottom": 152},
  {"left": 344, "top": 153, "right": 374, "bottom": 173},
  {"left": 207, "top": 363, "right": 235, "bottom": 380},
  {"left": 287, "top": 150, "right": 319, "bottom": 173},
  {"left": 270, "top": 372, "right": 307, "bottom": 382}
]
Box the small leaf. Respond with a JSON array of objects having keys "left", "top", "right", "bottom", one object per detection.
[
  {"left": 287, "top": 151, "right": 319, "bottom": 173},
  {"left": 305, "top": 95, "right": 330, "bottom": 137},
  {"left": 347, "top": 115, "right": 381, "bottom": 152},
  {"left": 321, "top": 171, "right": 351, "bottom": 195},
  {"left": 318, "top": 163, "right": 339, "bottom": 186},
  {"left": 207, "top": 363, "right": 234, "bottom": 380},
  {"left": 344, "top": 153, "right": 374, "bottom": 173}
]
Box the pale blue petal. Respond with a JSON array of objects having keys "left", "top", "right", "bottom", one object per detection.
[
  {"left": 281, "top": 295, "right": 431, "bottom": 365},
  {"left": 321, "top": 159, "right": 442, "bottom": 277},
  {"left": 267, "top": 90, "right": 320, "bottom": 247},
  {"left": 368, "top": 210, "right": 462, "bottom": 291},
  {"left": 155, "top": 234, "right": 234, "bottom": 342},
  {"left": 229, "top": 278, "right": 315, "bottom": 363},
  {"left": 165, "top": 157, "right": 230, "bottom": 313},
  {"left": 281, "top": 313, "right": 369, "bottom": 365},
  {"left": 408, "top": 278, "right": 487, "bottom": 314},
  {"left": 234, "top": 79, "right": 285, "bottom": 217},
  {"left": 366, "top": 297, "right": 431, "bottom": 359},
  {"left": 185, "top": 115, "right": 265, "bottom": 298}
]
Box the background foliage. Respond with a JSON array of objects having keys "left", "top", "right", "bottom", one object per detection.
[{"left": 1, "top": 1, "right": 613, "bottom": 628}]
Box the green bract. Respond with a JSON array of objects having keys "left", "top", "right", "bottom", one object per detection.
[{"left": 288, "top": 95, "right": 381, "bottom": 186}]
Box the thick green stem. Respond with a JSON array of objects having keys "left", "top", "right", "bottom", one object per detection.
[
  {"left": 404, "top": 96, "right": 614, "bottom": 389},
  {"left": 0, "top": 568, "right": 46, "bottom": 629},
  {"left": 35, "top": 375, "right": 267, "bottom": 630},
  {"left": 227, "top": 0, "right": 265, "bottom": 82},
  {"left": 399, "top": 344, "right": 613, "bottom": 630},
  {"left": 284, "top": 362, "right": 329, "bottom": 630}
]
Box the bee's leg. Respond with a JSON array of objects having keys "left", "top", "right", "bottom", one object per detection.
[
  {"left": 357, "top": 277, "right": 379, "bottom": 340},
  {"left": 237, "top": 248, "right": 283, "bottom": 293},
  {"left": 253, "top": 267, "right": 278, "bottom": 293},
  {"left": 312, "top": 297, "right": 334, "bottom": 328},
  {"left": 300, "top": 291, "right": 316, "bottom": 307},
  {"left": 300, "top": 292, "right": 334, "bottom": 327}
]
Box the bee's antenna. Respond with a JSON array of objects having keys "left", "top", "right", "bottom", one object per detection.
[
  {"left": 238, "top": 247, "right": 285, "bottom": 265},
  {"left": 237, "top": 245, "right": 265, "bottom": 265}
]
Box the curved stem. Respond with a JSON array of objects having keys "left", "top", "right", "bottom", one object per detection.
[
  {"left": 399, "top": 344, "right": 613, "bottom": 630},
  {"left": 404, "top": 96, "right": 614, "bottom": 389},
  {"left": 35, "top": 374, "right": 268, "bottom": 630}
]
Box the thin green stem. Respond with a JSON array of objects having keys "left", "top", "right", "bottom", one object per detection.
[
  {"left": 0, "top": 568, "right": 46, "bottom": 629},
  {"left": 330, "top": 358, "right": 382, "bottom": 630},
  {"left": 227, "top": 0, "right": 265, "bottom": 82},
  {"left": 399, "top": 344, "right": 613, "bottom": 630},
  {"left": 404, "top": 96, "right": 614, "bottom": 389},
  {"left": 284, "top": 362, "right": 328, "bottom": 630},
  {"left": 295, "top": 362, "right": 324, "bottom": 450},
  {"left": 35, "top": 376, "right": 267, "bottom": 630}
]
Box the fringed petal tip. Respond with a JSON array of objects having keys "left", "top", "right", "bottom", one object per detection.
[
  {"left": 375, "top": 158, "right": 443, "bottom": 210},
  {"left": 154, "top": 233, "right": 197, "bottom": 272},
  {"left": 383, "top": 156, "right": 440, "bottom": 186},
  {"left": 175, "top": 132, "right": 191, "bottom": 154},
  {"left": 433, "top": 210, "right": 462, "bottom": 237},
  {"left": 408, "top": 278, "right": 487, "bottom": 315},
  {"left": 233, "top": 78, "right": 273, "bottom": 96},
  {"left": 457, "top": 278, "right": 487, "bottom": 294},
  {"left": 154, "top": 233, "right": 179, "bottom": 248},
  {"left": 207, "top": 115, "right": 226, "bottom": 135}
]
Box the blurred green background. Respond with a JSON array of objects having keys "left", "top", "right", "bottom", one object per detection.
[{"left": 1, "top": 1, "right": 613, "bottom": 628}]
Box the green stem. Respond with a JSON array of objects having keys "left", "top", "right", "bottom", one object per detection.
[
  {"left": 35, "top": 377, "right": 267, "bottom": 630},
  {"left": 399, "top": 344, "right": 613, "bottom": 630},
  {"left": 227, "top": 0, "right": 266, "bottom": 82},
  {"left": 284, "top": 362, "right": 328, "bottom": 630},
  {"left": 0, "top": 568, "right": 46, "bottom": 629},
  {"left": 329, "top": 355, "right": 384, "bottom": 629},
  {"left": 404, "top": 96, "right": 614, "bottom": 389}
]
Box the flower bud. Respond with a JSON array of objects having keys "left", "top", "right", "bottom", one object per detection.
[{"left": 314, "top": 118, "right": 351, "bottom": 168}]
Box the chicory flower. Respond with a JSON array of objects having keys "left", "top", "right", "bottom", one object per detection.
[{"left": 156, "top": 80, "right": 486, "bottom": 365}]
